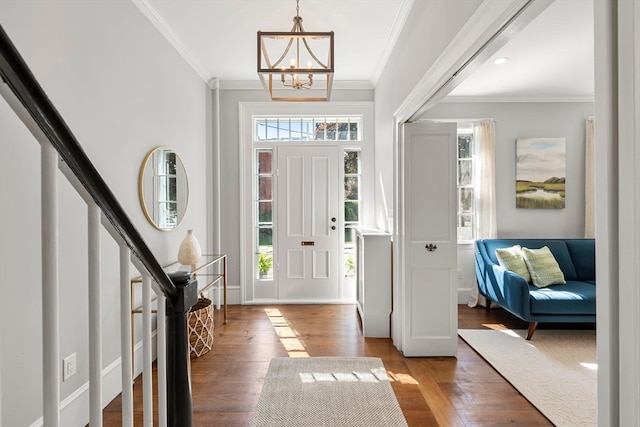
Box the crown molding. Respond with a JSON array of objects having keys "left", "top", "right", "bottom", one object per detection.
[
  {"left": 131, "top": 0, "right": 216, "bottom": 88},
  {"left": 219, "top": 80, "right": 374, "bottom": 91},
  {"left": 441, "top": 95, "right": 595, "bottom": 103},
  {"left": 369, "top": 0, "right": 415, "bottom": 86}
]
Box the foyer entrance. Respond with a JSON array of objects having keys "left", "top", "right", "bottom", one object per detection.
[{"left": 240, "top": 103, "right": 374, "bottom": 305}]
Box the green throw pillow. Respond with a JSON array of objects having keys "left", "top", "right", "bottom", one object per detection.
[
  {"left": 522, "top": 246, "right": 566, "bottom": 288},
  {"left": 495, "top": 245, "right": 531, "bottom": 283}
]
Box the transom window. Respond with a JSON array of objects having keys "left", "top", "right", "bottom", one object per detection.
[{"left": 254, "top": 117, "right": 362, "bottom": 142}]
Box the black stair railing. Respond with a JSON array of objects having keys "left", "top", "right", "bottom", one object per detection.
[{"left": 0, "top": 24, "right": 195, "bottom": 426}]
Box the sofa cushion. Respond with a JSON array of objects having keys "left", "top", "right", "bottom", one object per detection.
[
  {"left": 495, "top": 245, "right": 531, "bottom": 282},
  {"left": 522, "top": 246, "right": 566, "bottom": 287},
  {"left": 565, "top": 239, "right": 596, "bottom": 281},
  {"left": 482, "top": 239, "right": 578, "bottom": 281},
  {"left": 529, "top": 281, "right": 596, "bottom": 315}
]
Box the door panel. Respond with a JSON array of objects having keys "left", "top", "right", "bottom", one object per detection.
[
  {"left": 401, "top": 122, "right": 458, "bottom": 356},
  {"left": 277, "top": 146, "right": 340, "bottom": 300}
]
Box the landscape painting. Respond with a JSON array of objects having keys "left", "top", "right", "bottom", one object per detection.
[{"left": 516, "top": 138, "right": 566, "bottom": 209}]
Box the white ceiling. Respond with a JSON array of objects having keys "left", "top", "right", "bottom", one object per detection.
[{"left": 137, "top": 0, "right": 594, "bottom": 99}]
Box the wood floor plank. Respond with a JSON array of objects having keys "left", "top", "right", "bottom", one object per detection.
[{"left": 104, "top": 304, "right": 556, "bottom": 426}]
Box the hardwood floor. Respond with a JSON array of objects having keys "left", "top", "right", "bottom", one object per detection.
[{"left": 104, "top": 304, "right": 558, "bottom": 426}]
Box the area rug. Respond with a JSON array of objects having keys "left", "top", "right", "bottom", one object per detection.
[
  {"left": 251, "top": 357, "right": 408, "bottom": 426},
  {"left": 458, "top": 328, "right": 596, "bottom": 427}
]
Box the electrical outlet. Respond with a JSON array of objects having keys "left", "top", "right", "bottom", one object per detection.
[
  {"left": 63, "top": 353, "right": 77, "bottom": 381},
  {"left": 457, "top": 269, "right": 463, "bottom": 279}
]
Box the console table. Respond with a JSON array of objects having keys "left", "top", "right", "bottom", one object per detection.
[{"left": 130, "top": 253, "right": 228, "bottom": 324}]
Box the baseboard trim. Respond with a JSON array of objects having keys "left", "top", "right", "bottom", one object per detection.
[{"left": 29, "top": 330, "right": 158, "bottom": 427}]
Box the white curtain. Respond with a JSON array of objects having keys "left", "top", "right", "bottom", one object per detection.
[
  {"left": 585, "top": 117, "right": 595, "bottom": 238},
  {"left": 468, "top": 119, "right": 497, "bottom": 307}
]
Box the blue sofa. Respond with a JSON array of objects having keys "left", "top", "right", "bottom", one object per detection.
[{"left": 475, "top": 238, "right": 596, "bottom": 339}]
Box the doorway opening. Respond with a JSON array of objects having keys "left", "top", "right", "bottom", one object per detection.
[{"left": 239, "top": 103, "right": 374, "bottom": 304}]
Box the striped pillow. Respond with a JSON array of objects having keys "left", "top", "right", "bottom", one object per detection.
[
  {"left": 522, "top": 246, "right": 566, "bottom": 288},
  {"left": 495, "top": 245, "right": 531, "bottom": 283}
]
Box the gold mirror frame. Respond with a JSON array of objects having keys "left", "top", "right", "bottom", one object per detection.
[{"left": 138, "top": 147, "right": 189, "bottom": 231}]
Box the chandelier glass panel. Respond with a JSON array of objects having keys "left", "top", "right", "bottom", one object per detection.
[{"left": 257, "top": 0, "right": 334, "bottom": 101}]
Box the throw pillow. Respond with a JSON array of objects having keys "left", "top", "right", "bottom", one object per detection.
[
  {"left": 522, "top": 246, "right": 566, "bottom": 288},
  {"left": 495, "top": 245, "right": 531, "bottom": 282}
]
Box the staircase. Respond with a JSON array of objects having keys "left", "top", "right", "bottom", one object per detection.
[{"left": 0, "top": 24, "right": 196, "bottom": 427}]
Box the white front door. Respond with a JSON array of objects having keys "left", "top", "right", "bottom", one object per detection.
[
  {"left": 276, "top": 146, "right": 341, "bottom": 300},
  {"left": 399, "top": 122, "right": 458, "bottom": 356}
]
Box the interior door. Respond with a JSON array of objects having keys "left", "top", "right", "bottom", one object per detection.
[
  {"left": 277, "top": 146, "right": 341, "bottom": 300},
  {"left": 400, "top": 122, "right": 458, "bottom": 356}
]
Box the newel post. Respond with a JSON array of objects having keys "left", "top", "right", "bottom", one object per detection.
[{"left": 166, "top": 271, "right": 198, "bottom": 427}]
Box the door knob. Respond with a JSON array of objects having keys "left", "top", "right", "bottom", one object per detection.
[
  {"left": 331, "top": 217, "right": 337, "bottom": 222},
  {"left": 331, "top": 225, "right": 336, "bottom": 230},
  {"left": 425, "top": 243, "right": 438, "bottom": 252}
]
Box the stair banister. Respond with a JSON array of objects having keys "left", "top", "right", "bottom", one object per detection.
[{"left": 0, "top": 23, "right": 195, "bottom": 426}]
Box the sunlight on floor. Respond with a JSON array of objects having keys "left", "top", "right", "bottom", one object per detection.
[
  {"left": 264, "top": 308, "right": 420, "bottom": 384},
  {"left": 265, "top": 308, "right": 309, "bottom": 357},
  {"left": 387, "top": 371, "right": 419, "bottom": 385},
  {"left": 580, "top": 362, "right": 598, "bottom": 370},
  {"left": 483, "top": 323, "right": 521, "bottom": 337}
]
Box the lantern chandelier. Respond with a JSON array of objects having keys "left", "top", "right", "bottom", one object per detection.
[{"left": 257, "top": 0, "right": 334, "bottom": 101}]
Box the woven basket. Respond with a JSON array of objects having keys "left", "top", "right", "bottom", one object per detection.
[{"left": 188, "top": 297, "right": 214, "bottom": 358}]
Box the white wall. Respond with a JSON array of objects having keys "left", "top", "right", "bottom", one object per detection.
[
  {"left": 419, "top": 101, "right": 595, "bottom": 237},
  {"left": 373, "top": 0, "right": 483, "bottom": 232},
  {"left": 0, "top": 2, "right": 208, "bottom": 425}
]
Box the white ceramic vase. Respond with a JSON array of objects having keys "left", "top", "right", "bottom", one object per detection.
[{"left": 178, "top": 229, "right": 202, "bottom": 267}]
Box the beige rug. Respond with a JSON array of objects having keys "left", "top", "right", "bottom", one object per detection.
[
  {"left": 458, "top": 328, "right": 596, "bottom": 427},
  {"left": 251, "top": 357, "right": 408, "bottom": 426}
]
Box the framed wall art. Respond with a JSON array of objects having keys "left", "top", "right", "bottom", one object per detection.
[{"left": 516, "top": 137, "right": 566, "bottom": 209}]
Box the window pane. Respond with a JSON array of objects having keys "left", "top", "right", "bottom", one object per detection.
[
  {"left": 301, "top": 118, "right": 314, "bottom": 140},
  {"left": 258, "top": 201, "right": 272, "bottom": 223},
  {"left": 458, "top": 214, "right": 473, "bottom": 241},
  {"left": 278, "top": 118, "right": 290, "bottom": 141},
  {"left": 258, "top": 227, "right": 272, "bottom": 246},
  {"left": 458, "top": 159, "right": 473, "bottom": 186},
  {"left": 258, "top": 150, "right": 272, "bottom": 174},
  {"left": 344, "top": 177, "right": 358, "bottom": 200},
  {"left": 459, "top": 188, "right": 474, "bottom": 213},
  {"left": 289, "top": 118, "right": 302, "bottom": 141},
  {"left": 266, "top": 118, "right": 278, "bottom": 140},
  {"left": 325, "top": 119, "right": 337, "bottom": 140},
  {"left": 458, "top": 134, "right": 472, "bottom": 158},
  {"left": 344, "top": 151, "right": 359, "bottom": 174},
  {"left": 345, "top": 201, "right": 359, "bottom": 222},
  {"left": 258, "top": 176, "right": 272, "bottom": 200},
  {"left": 165, "top": 152, "right": 177, "bottom": 175},
  {"left": 314, "top": 119, "right": 325, "bottom": 140},
  {"left": 350, "top": 122, "right": 359, "bottom": 141},
  {"left": 256, "top": 252, "right": 273, "bottom": 279},
  {"left": 338, "top": 121, "right": 349, "bottom": 140},
  {"left": 255, "top": 118, "right": 267, "bottom": 141}
]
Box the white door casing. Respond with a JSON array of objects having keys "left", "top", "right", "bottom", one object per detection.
[
  {"left": 399, "top": 122, "right": 458, "bottom": 357},
  {"left": 276, "top": 146, "right": 341, "bottom": 301}
]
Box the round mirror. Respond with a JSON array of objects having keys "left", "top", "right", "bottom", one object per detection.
[{"left": 138, "top": 147, "right": 189, "bottom": 231}]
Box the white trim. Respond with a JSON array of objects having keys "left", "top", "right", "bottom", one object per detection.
[
  {"left": 28, "top": 333, "right": 158, "bottom": 427},
  {"left": 131, "top": 0, "right": 214, "bottom": 88},
  {"left": 617, "top": 0, "right": 640, "bottom": 424},
  {"left": 391, "top": 0, "right": 537, "bottom": 352},
  {"left": 394, "top": 0, "right": 550, "bottom": 123},
  {"left": 220, "top": 80, "right": 373, "bottom": 91},
  {"left": 441, "top": 95, "right": 595, "bottom": 103},
  {"left": 594, "top": 1, "right": 619, "bottom": 425},
  {"left": 369, "top": 0, "right": 416, "bottom": 86}
]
